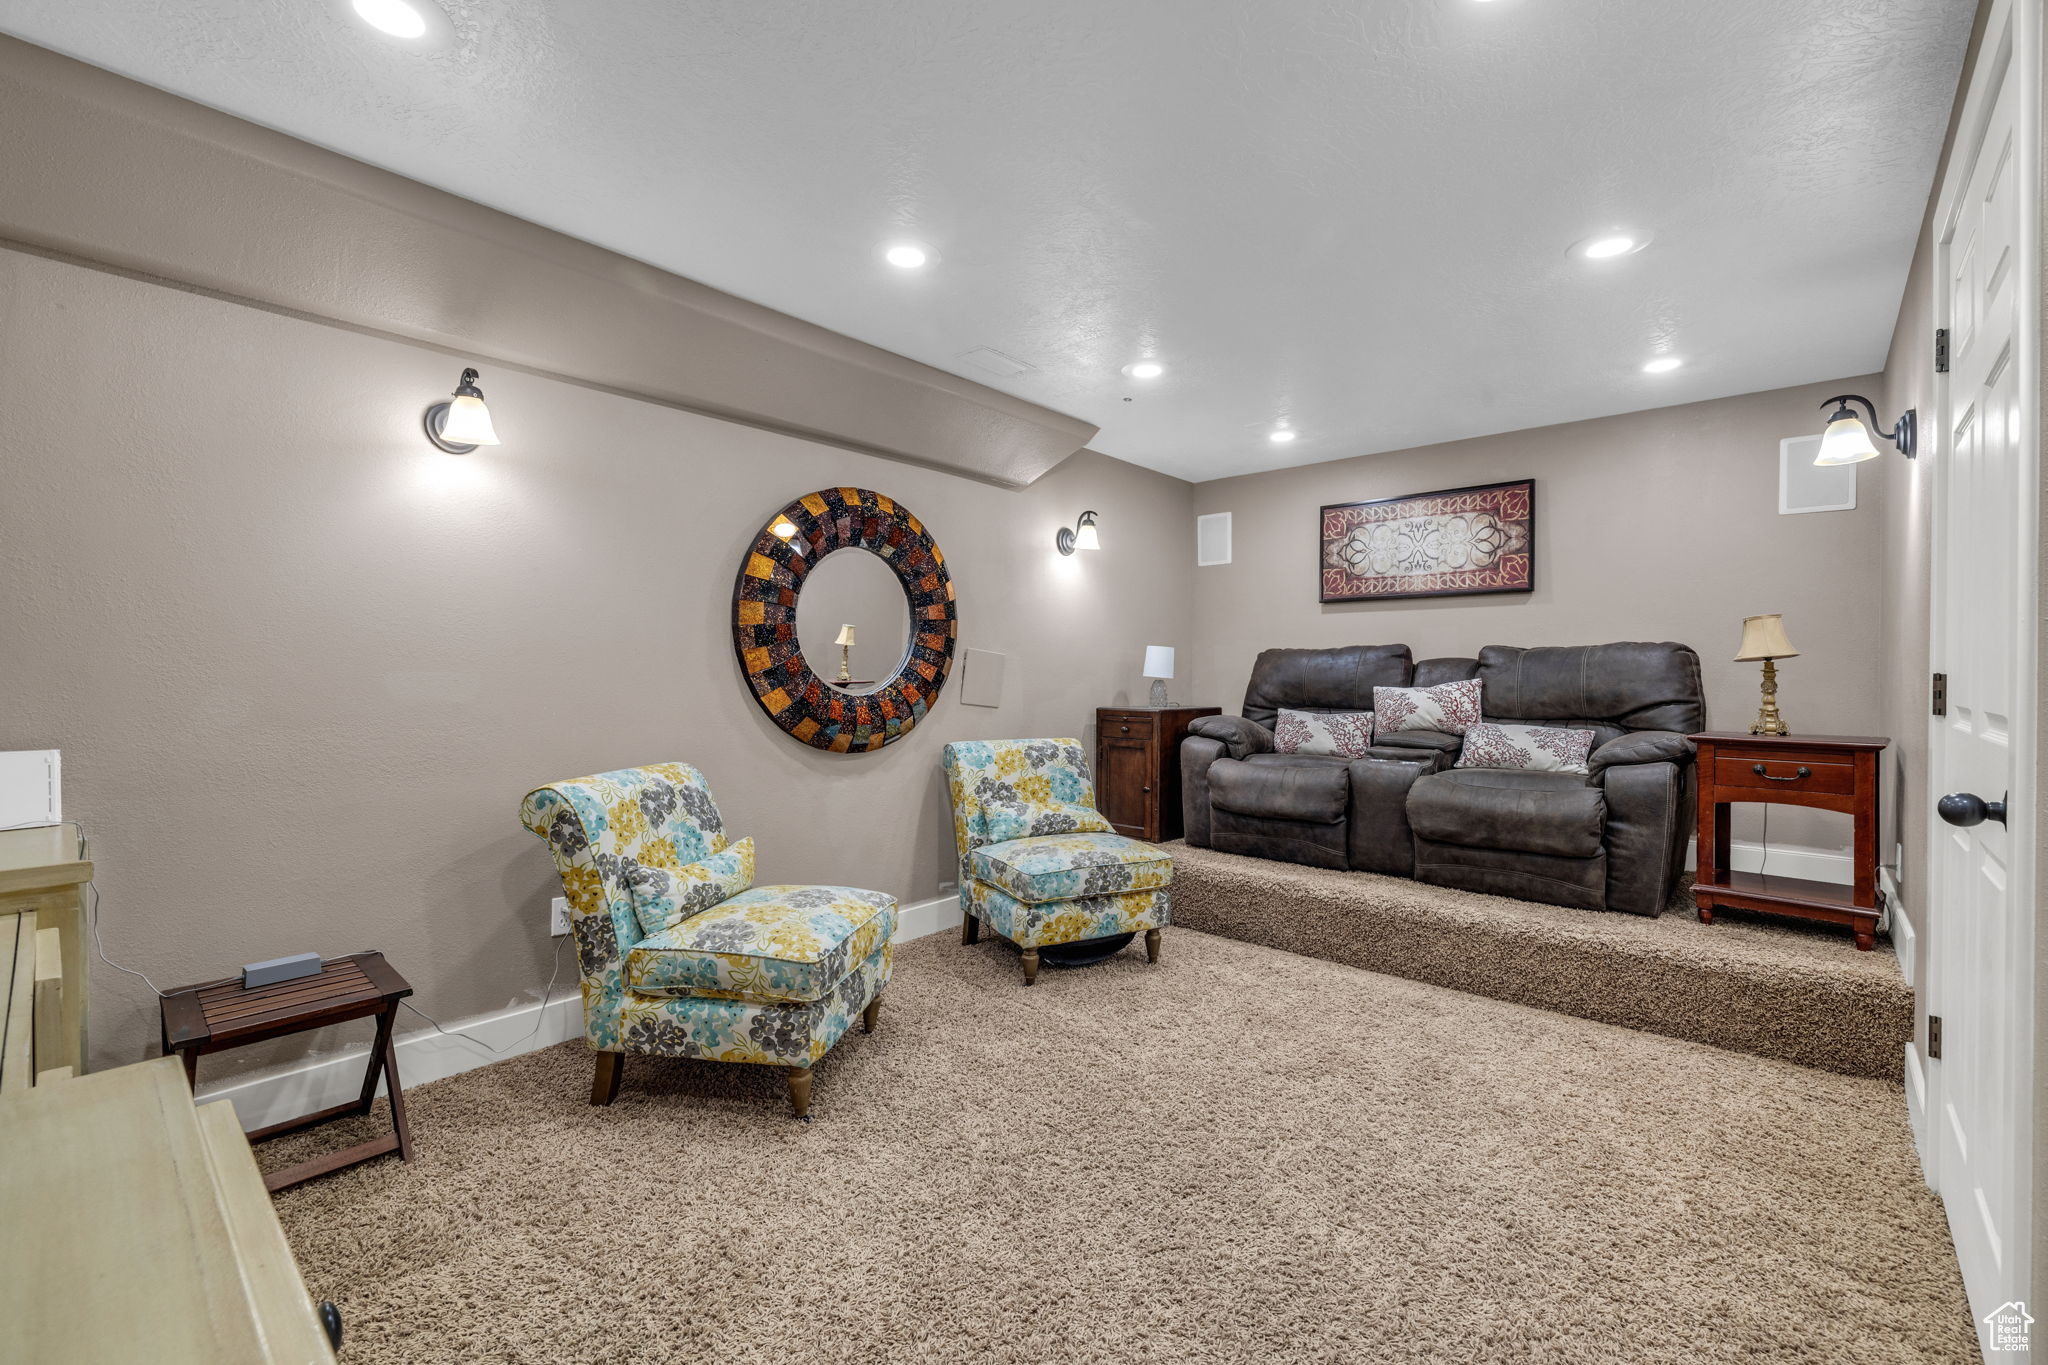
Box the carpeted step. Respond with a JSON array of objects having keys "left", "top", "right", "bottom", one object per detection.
[{"left": 1168, "top": 842, "right": 1911, "bottom": 1080}]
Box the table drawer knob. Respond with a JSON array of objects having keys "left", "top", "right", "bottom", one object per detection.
[{"left": 1751, "top": 763, "right": 1811, "bottom": 782}]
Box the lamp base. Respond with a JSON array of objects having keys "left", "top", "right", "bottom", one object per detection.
[
  {"left": 1149, "top": 678, "right": 1169, "bottom": 707},
  {"left": 1748, "top": 658, "right": 1789, "bottom": 736}
]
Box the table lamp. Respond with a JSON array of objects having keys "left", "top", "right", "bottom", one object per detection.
[
  {"left": 1735, "top": 614, "right": 1798, "bottom": 736},
  {"left": 1143, "top": 645, "right": 1175, "bottom": 707},
  {"left": 835, "top": 623, "right": 855, "bottom": 684}
]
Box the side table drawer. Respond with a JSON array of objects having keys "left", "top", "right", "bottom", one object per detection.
[
  {"left": 1102, "top": 714, "right": 1156, "bottom": 741},
  {"left": 1713, "top": 756, "right": 1856, "bottom": 797}
]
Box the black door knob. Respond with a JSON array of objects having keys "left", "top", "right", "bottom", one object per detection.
[{"left": 1938, "top": 792, "right": 2008, "bottom": 827}]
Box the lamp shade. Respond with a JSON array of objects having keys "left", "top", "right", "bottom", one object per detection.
[
  {"left": 1735, "top": 613, "right": 1799, "bottom": 661},
  {"left": 439, "top": 392, "right": 501, "bottom": 447},
  {"left": 835, "top": 624, "right": 856, "bottom": 647},
  {"left": 1143, "top": 645, "right": 1175, "bottom": 680},
  {"left": 1075, "top": 518, "right": 1101, "bottom": 551},
  {"left": 1813, "top": 411, "right": 1879, "bottom": 466}
]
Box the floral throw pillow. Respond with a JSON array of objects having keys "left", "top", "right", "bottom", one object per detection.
[
  {"left": 626, "top": 836, "right": 756, "bottom": 938},
  {"left": 1371, "top": 679, "right": 1483, "bottom": 737},
  {"left": 1454, "top": 722, "right": 1597, "bottom": 775},
  {"left": 1273, "top": 708, "right": 1376, "bottom": 759}
]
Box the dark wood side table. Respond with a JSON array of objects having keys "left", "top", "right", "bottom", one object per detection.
[
  {"left": 160, "top": 951, "right": 415, "bottom": 1192},
  {"left": 1689, "top": 731, "right": 1889, "bottom": 949},
  {"left": 1097, "top": 705, "right": 1221, "bottom": 842}
]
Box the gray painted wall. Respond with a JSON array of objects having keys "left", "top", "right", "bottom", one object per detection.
[
  {"left": 0, "top": 246, "right": 1194, "bottom": 1075},
  {"left": 1189, "top": 377, "right": 1890, "bottom": 855}
]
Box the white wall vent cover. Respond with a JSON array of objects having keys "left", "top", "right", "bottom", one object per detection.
[
  {"left": 957, "top": 347, "right": 1036, "bottom": 379},
  {"left": 0, "top": 750, "right": 61, "bottom": 829},
  {"left": 1779, "top": 435, "right": 1856, "bottom": 515},
  {"left": 1197, "top": 512, "right": 1232, "bottom": 566}
]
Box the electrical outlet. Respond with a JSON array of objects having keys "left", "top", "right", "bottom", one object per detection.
[{"left": 550, "top": 897, "right": 571, "bottom": 937}]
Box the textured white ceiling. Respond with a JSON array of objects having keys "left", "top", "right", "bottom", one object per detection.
[{"left": 0, "top": 0, "right": 1974, "bottom": 482}]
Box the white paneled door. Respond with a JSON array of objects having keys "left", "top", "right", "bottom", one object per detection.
[{"left": 1927, "top": 0, "right": 2040, "bottom": 1351}]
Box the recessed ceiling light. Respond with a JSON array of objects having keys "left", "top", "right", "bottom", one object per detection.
[
  {"left": 1269, "top": 428, "right": 1298, "bottom": 444},
  {"left": 1642, "top": 356, "right": 1683, "bottom": 374},
  {"left": 884, "top": 244, "right": 932, "bottom": 269},
  {"left": 352, "top": 0, "right": 428, "bottom": 38},
  {"left": 1122, "top": 361, "right": 1165, "bottom": 380},
  {"left": 1571, "top": 230, "right": 1652, "bottom": 261}
]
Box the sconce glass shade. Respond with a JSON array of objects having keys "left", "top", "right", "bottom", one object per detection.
[
  {"left": 1057, "top": 510, "right": 1102, "bottom": 555},
  {"left": 1813, "top": 410, "right": 1880, "bottom": 466},
  {"left": 835, "top": 624, "right": 857, "bottom": 647},
  {"left": 440, "top": 393, "right": 501, "bottom": 447},
  {"left": 1735, "top": 613, "right": 1800, "bottom": 661},
  {"left": 1143, "top": 645, "right": 1176, "bottom": 680}
]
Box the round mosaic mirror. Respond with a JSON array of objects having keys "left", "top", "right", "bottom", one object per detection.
[{"left": 732, "top": 487, "right": 958, "bottom": 752}]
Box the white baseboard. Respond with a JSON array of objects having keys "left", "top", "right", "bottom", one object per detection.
[
  {"left": 198, "top": 892, "right": 967, "bottom": 1133},
  {"left": 1881, "top": 866, "right": 1914, "bottom": 986},
  {"left": 1683, "top": 837, "right": 1852, "bottom": 886}
]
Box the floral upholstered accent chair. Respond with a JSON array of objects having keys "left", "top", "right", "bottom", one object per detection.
[
  {"left": 941, "top": 738, "right": 1173, "bottom": 984},
  {"left": 520, "top": 762, "right": 895, "bottom": 1120}
]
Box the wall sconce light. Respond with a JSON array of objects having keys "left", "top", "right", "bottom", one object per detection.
[
  {"left": 424, "top": 367, "right": 502, "bottom": 454},
  {"left": 1056, "top": 510, "right": 1101, "bottom": 556},
  {"left": 1813, "top": 394, "right": 1915, "bottom": 465}
]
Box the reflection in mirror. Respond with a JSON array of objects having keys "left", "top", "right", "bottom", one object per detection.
[{"left": 797, "top": 549, "right": 911, "bottom": 695}]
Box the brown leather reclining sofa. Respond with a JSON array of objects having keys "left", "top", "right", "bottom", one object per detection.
[{"left": 1180, "top": 642, "right": 1704, "bottom": 916}]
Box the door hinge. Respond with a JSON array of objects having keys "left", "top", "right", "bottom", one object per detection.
[
  {"left": 1935, "top": 327, "right": 1950, "bottom": 373},
  {"left": 1928, "top": 1014, "right": 1943, "bottom": 1060},
  {"left": 1931, "top": 672, "right": 1947, "bottom": 717}
]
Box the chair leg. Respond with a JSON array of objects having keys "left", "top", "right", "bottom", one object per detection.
[
  {"left": 591, "top": 1051, "right": 624, "bottom": 1107},
  {"left": 785, "top": 1066, "right": 813, "bottom": 1122},
  {"left": 961, "top": 911, "right": 981, "bottom": 945},
  {"left": 862, "top": 994, "right": 882, "bottom": 1034},
  {"left": 1145, "top": 928, "right": 1162, "bottom": 964},
  {"left": 1021, "top": 948, "right": 1040, "bottom": 986}
]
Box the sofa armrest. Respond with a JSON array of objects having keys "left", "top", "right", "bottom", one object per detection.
[
  {"left": 1187, "top": 714, "right": 1274, "bottom": 761},
  {"left": 1590, "top": 730, "right": 1695, "bottom": 777},
  {"left": 1180, "top": 735, "right": 1228, "bottom": 847}
]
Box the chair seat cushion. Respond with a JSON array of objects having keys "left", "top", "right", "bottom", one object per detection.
[
  {"left": 971, "top": 833, "right": 1174, "bottom": 905},
  {"left": 1406, "top": 768, "right": 1605, "bottom": 859},
  {"left": 1210, "top": 754, "right": 1349, "bottom": 824},
  {"left": 625, "top": 884, "right": 897, "bottom": 1005}
]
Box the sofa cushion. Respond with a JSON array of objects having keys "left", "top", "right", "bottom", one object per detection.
[
  {"left": 626, "top": 836, "right": 755, "bottom": 938},
  {"left": 1373, "top": 678, "right": 1484, "bottom": 737},
  {"left": 625, "top": 883, "right": 897, "bottom": 1004},
  {"left": 1474, "top": 643, "right": 1705, "bottom": 738},
  {"left": 972, "top": 833, "right": 1175, "bottom": 905},
  {"left": 1274, "top": 708, "right": 1376, "bottom": 758},
  {"left": 1455, "top": 722, "right": 1597, "bottom": 775},
  {"left": 1241, "top": 645, "right": 1413, "bottom": 728},
  {"left": 1406, "top": 768, "right": 1606, "bottom": 859},
  {"left": 1210, "top": 755, "right": 1350, "bottom": 824}
]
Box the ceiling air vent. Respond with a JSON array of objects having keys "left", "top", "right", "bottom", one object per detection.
[{"left": 958, "top": 347, "right": 1037, "bottom": 380}]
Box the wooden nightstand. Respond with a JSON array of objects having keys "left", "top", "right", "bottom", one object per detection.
[
  {"left": 1096, "top": 706, "right": 1221, "bottom": 842},
  {"left": 1689, "top": 731, "right": 1889, "bottom": 949}
]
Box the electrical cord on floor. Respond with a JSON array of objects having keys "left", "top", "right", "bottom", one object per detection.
[
  {"left": 41, "top": 818, "right": 168, "bottom": 998},
  {"left": 1757, "top": 806, "right": 1771, "bottom": 878},
  {"left": 393, "top": 932, "right": 566, "bottom": 1057}
]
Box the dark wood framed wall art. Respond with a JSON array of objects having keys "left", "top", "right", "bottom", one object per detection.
[{"left": 1319, "top": 478, "right": 1535, "bottom": 603}]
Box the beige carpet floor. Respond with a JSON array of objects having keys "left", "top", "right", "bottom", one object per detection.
[
  {"left": 1170, "top": 843, "right": 1913, "bottom": 1080},
  {"left": 267, "top": 930, "right": 1972, "bottom": 1364}
]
